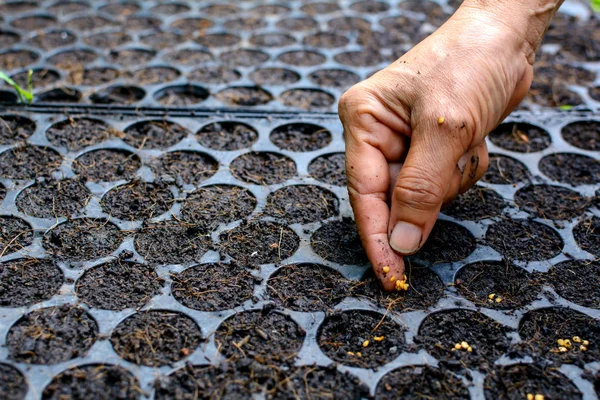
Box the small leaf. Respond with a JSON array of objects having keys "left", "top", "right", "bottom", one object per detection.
[
  {"left": 0, "top": 70, "right": 33, "bottom": 103},
  {"left": 559, "top": 104, "right": 574, "bottom": 111}
]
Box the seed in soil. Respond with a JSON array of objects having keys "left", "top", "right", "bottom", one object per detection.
[
  {"left": 485, "top": 218, "right": 563, "bottom": 261},
  {"left": 42, "top": 363, "right": 140, "bottom": 400},
  {"left": 89, "top": 85, "right": 145, "bottom": 105},
  {"left": 514, "top": 184, "right": 589, "bottom": 220},
  {"left": 73, "top": 149, "right": 140, "bottom": 182},
  {"left": 150, "top": 150, "right": 217, "bottom": 186},
  {"left": 230, "top": 151, "right": 296, "bottom": 185},
  {"left": 539, "top": 153, "right": 600, "bottom": 185},
  {"left": 309, "top": 68, "right": 361, "bottom": 88},
  {"left": 43, "top": 218, "right": 123, "bottom": 262},
  {"left": 47, "top": 49, "right": 98, "bottom": 69},
  {"left": 0, "top": 258, "right": 63, "bottom": 307},
  {"left": 65, "top": 15, "right": 113, "bottom": 30},
  {"left": 68, "top": 66, "right": 120, "bottom": 86},
  {"left": 46, "top": 117, "right": 117, "bottom": 151},
  {"left": 280, "top": 89, "right": 335, "bottom": 110},
  {"left": 489, "top": 122, "right": 551, "bottom": 153},
  {"left": 154, "top": 84, "right": 209, "bottom": 106},
  {"left": 561, "top": 121, "right": 600, "bottom": 151},
  {"left": 220, "top": 49, "right": 270, "bottom": 68},
  {"left": 412, "top": 220, "right": 476, "bottom": 264},
  {"left": 277, "top": 50, "right": 326, "bottom": 66},
  {"left": 376, "top": 365, "right": 469, "bottom": 399},
  {"left": 219, "top": 220, "right": 300, "bottom": 266},
  {"left": 318, "top": 309, "right": 405, "bottom": 368},
  {"left": 16, "top": 178, "right": 90, "bottom": 218},
  {"left": 171, "top": 262, "right": 256, "bottom": 311},
  {"left": 108, "top": 48, "right": 156, "bottom": 66},
  {"left": 250, "top": 32, "right": 296, "bottom": 47},
  {"left": 101, "top": 180, "right": 173, "bottom": 221},
  {"left": 123, "top": 119, "right": 189, "bottom": 149},
  {"left": 308, "top": 153, "right": 346, "bottom": 186},
  {"left": 129, "top": 66, "right": 180, "bottom": 85},
  {"left": 162, "top": 48, "right": 213, "bottom": 66},
  {"left": 264, "top": 185, "right": 339, "bottom": 224},
  {"left": 0, "top": 362, "right": 27, "bottom": 400},
  {"left": 270, "top": 123, "right": 332, "bottom": 152},
  {"left": 82, "top": 31, "right": 132, "bottom": 49},
  {"left": 195, "top": 32, "right": 241, "bottom": 48},
  {"left": 215, "top": 86, "right": 273, "bottom": 107},
  {"left": 188, "top": 66, "right": 241, "bottom": 84},
  {"left": 546, "top": 260, "right": 600, "bottom": 309},
  {"left": 110, "top": 310, "right": 203, "bottom": 367},
  {"left": 0, "top": 114, "right": 35, "bottom": 145},
  {"left": 35, "top": 87, "right": 82, "bottom": 103},
  {"left": 484, "top": 363, "right": 581, "bottom": 400},
  {"left": 196, "top": 121, "right": 258, "bottom": 151},
  {"left": 481, "top": 153, "right": 531, "bottom": 184},
  {"left": 0, "top": 216, "right": 33, "bottom": 256},
  {"left": 0, "top": 145, "right": 62, "bottom": 180},
  {"left": 150, "top": 2, "right": 190, "bottom": 14},
  {"left": 7, "top": 305, "right": 98, "bottom": 365},
  {"left": 249, "top": 67, "right": 300, "bottom": 86},
  {"left": 573, "top": 216, "right": 600, "bottom": 257},
  {"left": 311, "top": 218, "right": 369, "bottom": 265},
  {"left": 11, "top": 68, "right": 60, "bottom": 89},
  {"left": 215, "top": 308, "right": 305, "bottom": 365},
  {"left": 76, "top": 259, "right": 163, "bottom": 311},
  {"left": 273, "top": 365, "right": 370, "bottom": 399},
  {"left": 442, "top": 186, "right": 506, "bottom": 220}
]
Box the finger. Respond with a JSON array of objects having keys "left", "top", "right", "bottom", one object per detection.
[
  {"left": 458, "top": 141, "right": 489, "bottom": 194},
  {"left": 500, "top": 65, "right": 533, "bottom": 122}
]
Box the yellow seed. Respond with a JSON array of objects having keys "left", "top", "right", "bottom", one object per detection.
[
  {"left": 356, "top": 352, "right": 362, "bottom": 357},
  {"left": 495, "top": 297, "right": 502, "bottom": 303},
  {"left": 583, "top": 340, "right": 590, "bottom": 346},
  {"left": 454, "top": 343, "right": 462, "bottom": 350},
  {"left": 573, "top": 336, "right": 582, "bottom": 343},
  {"left": 557, "top": 339, "right": 565, "bottom": 347},
  {"left": 390, "top": 275, "right": 396, "bottom": 282},
  {"left": 535, "top": 395, "right": 544, "bottom": 400},
  {"left": 437, "top": 116, "right": 445, "bottom": 125},
  {"left": 374, "top": 336, "right": 384, "bottom": 342},
  {"left": 527, "top": 394, "right": 534, "bottom": 400},
  {"left": 564, "top": 339, "right": 572, "bottom": 348},
  {"left": 558, "top": 346, "right": 568, "bottom": 353},
  {"left": 467, "top": 346, "right": 473, "bottom": 352},
  {"left": 347, "top": 351, "right": 355, "bottom": 356},
  {"left": 461, "top": 341, "right": 469, "bottom": 349},
  {"left": 488, "top": 293, "right": 496, "bottom": 300},
  {"left": 363, "top": 340, "right": 369, "bottom": 348},
  {"left": 581, "top": 345, "right": 588, "bottom": 351},
  {"left": 382, "top": 266, "right": 390, "bottom": 274}
]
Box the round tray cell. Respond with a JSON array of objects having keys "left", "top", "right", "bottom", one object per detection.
[
  {"left": 0, "top": 90, "right": 17, "bottom": 103},
  {"left": 263, "top": 185, "right": 339, "bottom": 224},
  {"left": 484, "top": 364, "right": 581, "bottom": 400},
  {"left": 277, "top": 50, "right": 326, "bottom": 66},
  {"left": 123, "top": 119, "right": 189, "bottom": 149},
  {"left": 0, "top": 363, "right": 27, "bottom": 399},
  {"left": 351, "top": 0, "right": 390, "bottom": 13},
  {"left": 216, "top": 309, "right": 305, "bottom": 365},
  {"left": 308, "top": 152, "right": 346, "bottom": 186},
  {"left": 188, "top": 66, "right": 240, "bottom": 84},
  {"left": 16, "top": 178, "right": 90, "bottom": 218},
  {"left": 196, "top": 121, "right": 257, "bottom": 151},
  {"left": 276, "top": 16, "right": 318, "bottom": 31},
  {"left": 230, "top": 151, "right": 296, "bottom": 185},
  {"left": 69, "top": 66, "right": 120, "bottom": 86},
  {"left": 527, "top": 80, "right": 583, "bottom": 108},
  {"left": 43, "top": 218, "right": 123, "bottom": 261},
  {"left": 251, "top": 3, "right": 290, "bottom": 14},
  {"left": 48, "top": 0, "right": 90, "bottom": 15},
  {"left": 110, "top": 310, "right": 203, "bottom": 367},
  {"left": 249, "top": 67, "right": 300, "bottom": 85},
  {"left": 318, "top": 310, "right": 405, "bottom": 368},
  {"left": 154, "top": 84, "right": 209, "bottom": 106},
  {"left": 7, "top": 305, "right": 97, "bottom": 364},
  {"left": 169, "top": 17, "right": 214, "bottom": 34},
  {"left": 223, "top": 17, "right": 266, "bottom": 31},
  {"left": 358, "top": 30, "right": 411, "bottom": 48},
  {"left": 126, "top": 16, "right": 162, "bottom": 31},
  {"left": 0, "top": 258, "right": 63, "bottom": 307},
  {"left": 442, "top": 186, "right": 506, "bottom": 220},
  {"left": 275, "top": 366, "right": 369, "bottom": 399},
  {"left": 65, "top": 15, "right": 114, "bottom": 31},
  {"left": 481, "top": 153, "right": 531, "bottom": 184},
  {"left": 540, "top": 153, "right": 600, "bottom": 186},
  {"left": 46, "top": 117, "right": 114, "bottom": 151},
  {"left": 73, "top": 149, "right": 140, "bottom": 182},
  {"left": 303, "top": 31, "right": 349, "bottom": 48},
  {"left": 0, "top": 145, "right": 62, "bottom": 180},
  {"left": 180, "top": 185, "right": 256, "bottom": 231},
  {"left": 134, "top": 221, "right": 212, "bottom": 264},
  {"left": 129, "top": 66, "right": 180, "bottom": 85},
  {"left": 415, "top": 309, "right": 511, "bottom": 369},
  {"left": 108, "top": 48, "right": 155, "bottom": 66},
  {"left": 376, "top": 365, "right": 469, "bottom": 399},
  {"left": 172, "top": 262, "right": 255, "bottom": 311},
  {"left": 574, "top": 216, "right": 600, "bottom": 256},
  {"left": 139, "top": 31, "right": 182, "bottom": 49},
  {"left": 83, "top": 31, "right": 131, "bottom": 49},
  {"left": 77, "top": 259, "right": 162, "bottom": 311},
  {"left": 11, "top": 68, "right": 60, "bottom": 89},
  {"left": 0, "top": 1, "right": 38, "bottom": 13},
  {"left": 195, "top": 32, "right": 241, "bottom": 48},
  {"left": 27, "top": 29, "right": 77, "bottom": 50},
  {"left": 0, "top": 49, "right": 39, "bottom": 70},
  {"left": 546, "top": 260, "right": 600, "bottom": 309},
  {"left": 267, "top": 263, "right": 349, "bottom": 312},
  {"left": 328, "top": 16, "right": 371, "bottom": 32},
  {"left": 591, "top": 86, "right": 600, "bottom": 102},
  {"left": 309, "top": 68, "right": 360, "bottom": 88},
  {"left": 302, "top": 2, "right": 340, "bottom": 14},
  {"left": 101, "top": 181, "right": 173, "bottom": 221},
  {"left": 219, "top": 220, "right": 300, "bottom": 266},
  {"left": 200, "top": 3, "right": 240, "bottom": 16},
  {"left": 150, "top": 2, "right": 190, "bottom": 14},
  {"left": 42, "top": 364, "right": 139, "bottom": 400},
  {"left": 562, "top": 121, "right": 600, "bottom": 151},
  {"left": 0, "top": 31, "right": 20, "bottom": 49},
  {"left": 47, "top": 49, "right": 97, "bottom": 68},
  {"left": 455, "top": 260, "right": 541, "bottom": 309},
  {"left": 0, "top": 114, "right": 35, "bottom": 145},
  {"left": 250, "top": 32, "right": 296, "bottom": 47},
  {"left": 413, "top": 220, "right": 476, "bottom": 264},
  {"left": 489, "top": 122, "right": 551, "bottom": 153},
  {"left": 400, "top": 0, "right": 449, "bottom": 25},
  {"left": 518, "top": 307, "right": 600, "bottom": 365},
  {"left": 215, "top": 86, "right": 273, "bottom": 106},
  {"left": 90, "top": 85, "right": 145, "bottom": 105},
  {"left": 11, "top": 15, "right": 57, "bottom": 30},
  {"left": 514, "top": 184, "right": 589, "bottom": 220},
  {"left": 311, "top": 218, "right": 368, "bottom": 265},
  {"left": 486, "top": 218, "right": 563, "bottom": 261},
  {"left": 379, "top": 16, "right": 422, "bottom": 35},
  {"left": 151, "top": 150, "right": 217, "bottom": 186},
  {"left": 334, "top": 49, "right": 385, "bottom": 66},
  {"left": 0, "top": 216, "right": 33, "bottom": 255},
  {"left": 270, "top": 122, "right": 332, "bottom": 152},
  {"left": 35, "top": 87, "right": 82, "bottom": 103},
  {"left": 99, "top": 2, "right": 140, "bottom": 16},
  {"left": 280, "top": 89, "right": 335, "bottom": 110}
]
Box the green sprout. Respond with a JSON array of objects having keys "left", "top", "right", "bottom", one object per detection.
[
  {"left": 559, "top": 104, "right": 574, "bottom": 111},
  {"left": 592, "top": 0, "right": 600, "bottom": 13},
  {"left": 0, "top": 69, "right": 33, "bottom": 103}
]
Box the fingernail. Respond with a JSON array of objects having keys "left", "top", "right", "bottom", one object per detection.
[{"left": 389, "top": 222, "right": 422, "bottom": 254}]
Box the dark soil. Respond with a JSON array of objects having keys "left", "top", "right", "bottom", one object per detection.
[
  {"left": 83, "top": 31, "right": 132, "bottom": 49},
  {"left": 215, "top": 87, "right": 273, "bottom": 106},
  {"left": 90, "top": 85, "right": 145, "bottom": 105},
  {"left": 413, "top": 220, "right": 476, "bottom": 264},
  {"left": 263, "top": 185, "right": 339, "bottom": 224},
  {"left": 170, "top": 17, "right": 214, "bottom": 34},
  {"left": 127, "top": 16, "right": 162, "bottom": 31},
  {"left": 303, "top": 31, "right": 349, "bottom": 48},
  {"left": 108, "top": 49, "right": 155, "bottom": 66},
  {"left": 11, "top": 15, "right": 57, "bottom": 30},
  {"left": 230, "top": 152, "right": 296, "bottom": 185},
  {"left": 73, "top": 149, "right": 141, "bottom": 182},
  {"left": 0, "top": 216, "right": 33, "bottom": 256},
  {"left": 327, "top": 16, "right": 371, "bottom": 32},
  {"left": 591, "top": 86, "right": 600, "bottom": 102},
  {"left": 129, "top": 67, "right": 180, "bottom": 85},
  {"left": 171, "top": 262, "right": 256, "bottom": 311},
  {"left": 561, "top": 121, "right": 600, "bottom": 151},
  {"left": 546, "top": 260, "right": 600, "bottom": 309},
  {"left": 43, "top": 218, "right": 123, "bottom": 262},
  {"left": 0, "top": 145, "right": 62, "bottom": 179},
  {"left": 251, "top": 4, "right": 291, "bottom": 14},
  {"left": 154, "top": 85, "right": 209, "bottom": 106},
  {"left": 514, "top": 184, "right": 589, "bottom": 220},
  {"left": 311, "top": 218, "right": 369, "bottom": 265},
  {"left": 77, "top": 259, "right": 163, "bottom": 311},
  {"left": 0, "top": 258, "right": 63, "bottom": 307},
  {"left": 47, "top": 0, "right": 90, "bottom": 15},
  {"left": 302, "top": 2, "right": 340, "bottom": 14},
  {"left": 65, "top": 15, "right": 113, "bottom": 31},
  {"left": 98, "top": 2, "right": 140, "bottom": 16},
  {"left": 11, "top": 68, "right": 60, "bottom": 89},
  {"left": 215, "top": 308, "right": 305, "bottom": 365},
  {"left": 485, "top": 219, "right": 563, "bottom": 261},
  {"left": 250, "top": 33, "right": 296, "bottom": 47},
  {"left": 276, "top": 16, "right": 318, "bottom": 31},
  {"left": 46, "top": 117, "right": 116, "bottom": 151},
  {"left": 223, "top": 17, "right": 266, "bottom": 31},
  {"left": 376, "top": 365, "right": 470, "bottom": 399},
  {"left": 455, "top": 260, "right": 542, "bottom": 310},
  {"left": 0, "top": 31, "right": 20, "bottom": 49},
  {"left": 196, "top": 121, "right": 257, "bottom": 151},
  {"left": 150, "top": 3, "right": 190, "bottom": 14},
  {"left": 69, "top": 67, "right": 120, "bottom": 86},
  {"left": 110, "top": 310, "right": 203, "bottom": 367},
  {"left": 35, "top": 87, "right": 82, "bottom": 103},
  {"left": 318, "top": 309, "right": 405, "bottom": 368},
  {"left": 415, "top": 309, "right": 511, "bottom": 370},
  {"left": 219, "top": 220, "right": 300, "bottom": 266},
  {"left": 442, "top": 186, "right": 506, "bottom": 220},
  {"left": 358, "top": 29, "right": 412, "bottom": 48},
  {"left": 195, "top": 33, "right": 241, "bottom": 48},
  {"left": 308, "top": 153, "right": 346, "bottom": 186},
  {"left": 101, "top": 181, "right": 173, "bottom": 220},
  {"left": 16, "top": 178, "right": 90, "bottom": 218},
  {"left": 7, "top": 305, "right": 98, "bottom": 364},
  {"left": 0, "top": 114, "right": 35, "bottom": 144},
  {"left": 188, "top": 66, "right": 240, "bottom": 84},
  {"left": 351, "top": 0, "right": 390, "bottom": 13},
  {"left": 309, "top": 69, "right": 360, "bottom": 88},
  {"left": 123, "top": 120, "right": 189, "bottom": 149},
  {"left": 277, "top": 50, "right": 326, "bottom": 66},
  {"left": 162, "top": 49, "right": 212, "bottom": 66},
  {"left": 0, "top": 182, "right": 5, "bottom": 202},
  {"left": 270, "top": 123, "right": 331, "bottom": 152},
  {"left": 151, "top": 150, "right": 217, "bottom": 186},
  {"left": 27, "top": 30, "right": 77, "bottom": 50},
  {"left": 0, "top": 363, "right": 27, "bottom": 400},
  {"left": 267, "top": 263, "right": 350, "bottom": 312},
  {"left": 0, "top": 1, "right": 38, "bottom": 13},
  {"left": 249, "top": 68, "right": 300, "bottom": 86},
  {"left": 489, "top": 122, "right": 551, "bottom": 153},
  {"left": 220, "top": 49, "right": 270, "bottom": 68},
  {"left": 482, "top": 153, "right": 531, "bottom": 184},
  {"left": 573, "top": 216, "right": 600, "bottom": 256},
  {"left": 280, "top": 89, "right": 335, "bottom": 110},
  {"left": 47, "top": 49, "right": 98, "bottom": 68},
  {"left": 200, "top": 3, "right": 240, "bottom": 16},
  {"left": 42, "top": 364, "right": 140, "bottom": 400},
  {"left": 334, "top": 49, "right": 385, "bottom": 67},
  {"left": 539, "top": 153, "right": 600, "bottom": 185}
]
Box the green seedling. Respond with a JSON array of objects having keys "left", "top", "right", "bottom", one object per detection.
[
  {"left": 592, "top": 0, "right": 600, "bottom": 13},
  {"left": 0, "top": 69, "right": 33, "bottom": 103},
  {"left": 559, "top": 104, "right": 574, "bottom": 111}
]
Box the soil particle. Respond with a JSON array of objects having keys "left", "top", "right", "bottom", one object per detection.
[
  {"left": 101, "top": 181, "right": 173, "bottom": 221},
  {"left": 169, "top": 17, "right": 214, "bottom": 34},
  {"left": 16, "top": 178, "right": 91, "bottom": 218},
  {"left": 110, "top": 310, "right": 203, "bottom": 367},
  {"left": 7, "top": 305, "right": 98, "bottom": 365},
  {"left": 90, "top": 85, "right": 145, "bottom": 105},
  {"left": 545, "top": 260, "right": 600, "bottom": 309},
  {"left": 197, "top": 121, "right": 258, "bottom": 151},
  {"left": 0, "top": 145, "right": 62, "bottom": 179},
  {"left": 0, "top": 114, "right": 35, "bottom": 145},
  {"left": 302, "top": 2, "right": 341, "bottom": 14},
  {"left": 413, "top": 220, "right": 476, "bottom": 264},
  {"left": 129, "top": 66, "right": 180, "bottom": 85},
  {"left": 415, "top": 309, "right": 511, "bottom": 370},
  {"left": 0, "top": 363, "right": 27, "bottom": 400},
  {"left": 442, "top": 186, "right": 506, "bottom": 220},
  {"left": 485, "top": 219, "right": 563, "bottom": 261},
  {"left": 263, "top": 185, "right": 339, "bottom": 224},
  {"left": 303, "top": 31, "right": 349, "bottom": 48},
  {"left": 46, "top": 117, "right": 117, "bottom": 151},
  {"left": 195, "top": 33, "right": 241, "bottom": 48},
  {"left": 230, "top": 152, "right": 296, "bottom": 185},
  {"left": 0, "top": 258, "right": 63, "bottom": 307},
  {"left": 376, "top": 365, "right": 469, "bottom": 399},
  {"left": 219, "top": 220, "right": 300, "bottom": 266},
  {"left": 539, "top": 153, "right": 600, "bottom": 185},
  {"left": 574, "top": 216, "right": 600, "bottom": 256},
  {"left": 249, "top": 67, "right": 300, "bottom": 86},
  {"left": 309, "top": 69, "right": 360, "bottom": 88},
  {"left": 489, "top": 122, "right": 551, "bottom": 153},
  {"left": 514, "top": 184, "right": 589, "bottom": 220},
  {"left": 280, "top": 89, "right": 335, "bottom": 110},
  {"left": 334, "top": 49, "right": 385, "bottom": 67},
  {"left": 215, "top": 308, "right": 305, "bottom": 365},
  {"left": 188, "top": 66, "right": 240, "bottom": 84},
  {"left": 83, "top": 31, "right": 132, "bottom": 49},
  {"left": 250, "top": 32, "right": 296, "bottom": 47},
  {"left": 171, "top": 262, "right": 256, "bottom": 311},
  {"left": 308, "top": 153, "right": 346, "bottom": 186},
  {"left": 154, "top": 85, "right": 209, "bottom": 106},
  {"left": 482, "top": 153, "right": 531, "bottom": 184},
  {"left": 27, "top": 29, "right": 77, "bottom": 50},
  {"left": 69, "top": 67, "right": 120, "bottom": 86},
  {"left": 150, "top": 3, "right": 190, "bottom": 14},
  {"left": 455, "top": 260, "right": 542, "bottom": 310},
  {"left": 11, "top": 68, "right": 60, "bottom": 88},
  {"left": 0, "top": 216, "right": 33, "bottom": 256},
  {"left": 270, "top": 123, "right": 332, "bottom": 152},
  {"left": 220, "top": 49, "right": 270, "bottom": 68},
  {"left": 11, "top": 15, "right": 57, "bottom": 30},
  {"left": 47, "top": 49, "right": 98, "bottom": 69},
  {"left": 311, "top": 218, "right": 368, "bottom": 265},
  {"left": 42, "top": 364, "right": 140, "bottom": 400},
  {"left": 561, "top": 121, "right": 600, "bottom": 151},
  {"left": 277, "top": 50, "right": 326, "bottom": 66},
  {"left": 108, "top": 49, "right": 155, "bottom": 66},
  {"left": 223, "top": 17, "right": 266, "bottom": 31},
  {"left": 123, "top": 120, "right": 189, "bottom": 149},
  {"left": 77, "top": 259, "right": 163, "bottom": 311},
  {"left": 276, "top": 16, "right": 318, "bottom": 31},
  {"left": 215, "top": 87, "right": 273, "bottom": 106},
  {"left": 73, "top": 149, "right": 141, "bottom": 182},
  {"left": 151, "top": 150, "right": 217, "bottom": 186}
]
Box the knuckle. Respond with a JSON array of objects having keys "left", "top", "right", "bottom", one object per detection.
[{"left": 393, "top": 168, "right": 446, "bottom": 211}]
